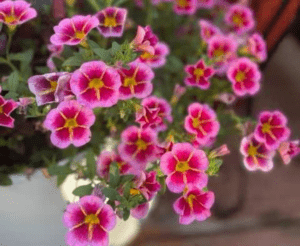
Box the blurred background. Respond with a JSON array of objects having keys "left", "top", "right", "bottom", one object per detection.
[{"left": 1, "top": 1, "right": 300, "bottom": 245}]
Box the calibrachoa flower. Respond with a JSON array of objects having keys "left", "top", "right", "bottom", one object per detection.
[
  {"left": 28, "top": 72, "right": 72, "bottom": 106},
  {"left": 0, "top": 0, "right": 37, "bottom": 29},
  {"left": 171, "top": 84, "right": 186, "bottom": 104},
  {"left": 18, "top": 97, "right": 34, "bottom": 114},
  {"left": 173, "top": 0, "right": 197, "bottom": 15},
  {"left": 247, "top": 32, "right": 267, "bottom": 62},
  {"left": 278, "top": 140, "right": 300, "bottom": 165},
  {"left": 0, "top": 96, "right": 18, "bottom": 128},
  {"left": 160, "top": 143, "right": 209, "bottom": 193},
  {"left": 184, "top": 103, "right": 220, "bottom": 145},
  {"left": 96, "top": 150, "right": 132, "bottom": 179},
  {"left": 240, "top": 134, "right": 275, "bottom": 172},
  {"left": 198, "top": 19, "right": 221, "bottom": 43},
  {"left": 63, "top": 195, "right": 116, "bottom": 246},
  {"left": 173, "top": 189, "right": 215, "bottom": 224},
  {"left": 227, "top": 57, "right": 261, "bottom": 97},
  {"left": 137, "top": 96, "right": 173, "bottom": 131},
  {"left": 137, "top": 42, "right": 170, "bottom": 69},
  {"left": 117, "top": 61, "right": 154, "bottom": 100},
  {"left": 137, "top": 171, "right": 161, "bottom": 201},
  {"left": 184, "top": 59, "right": 215, "bottom": 90},
  {"left": 70, "top": 61, "right": 121, "bottom": 108},
  {"left": 131, "top": 26, "right": 159, "bottom": 55},
  {"left": 214, "top": 92, "right": 236, "bottom": 105},
  {"left": 131, "top": 203, "right": 149, "bottom": 219},
  {"left": 135, "top": 106, "right": 161, "bottom": 130},
  {"left": 197, "top": 0, "right": 215, "bottom": 9},
  {"left": 207, "top": 35, "right": 238, "bottom": 74},
  {"left": 118, "top": 126, "right": 158, "bottom": 170},
  {"left": 254, "top": 111, "right": 291, "bottom": 149},
  {"left": 50, "top": 15, "right": 99, "bottom": 46},
  {"left": 44, "top": 100, "right": 95, "bottom": 149},
  {"left": 224, "top": 4, "right": 255, "bottom": 34},
  {"left": 95, "top": 7, "right": 127, "bottom": 38}
]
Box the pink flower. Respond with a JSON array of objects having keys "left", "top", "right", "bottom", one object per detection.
[
  {"left": 173, "top": 0, "right": 197, "bottom": 15},
  {"left": 136, "top": 42, "right": 170, "bottom": 69},
  {"left": 198, "top": 19, "right": 222, "bottom": 43},
  {"left": 50, "top": 15, "right": 99, "bottom": 46},
  {"left": 18, "top": 97, "right": 34, "bottom": 114},
  {"left": 136, "top": 96, "right": 173, "bottom": 132},
  {"left": 28, "top": 72, "right": 72, "bottom": 106},
  {"left": 184, "top": 59, "right": 215, "bottom": 90},
  {"left": 207, "top": 34, "right": 238, "bottom": 74},
  {"left": 63, "top": 195, "right": 116, "bottom": 246},
  {"left": 160, "top": 143, "right": 209, "bottom": 193},
  {"left": 0, "top": 96, "right": 18, "bottom": 128},
  {"left": 43, "top": 100, "right": 95, "bottom": 149},
  {"left": 278, "top": 140, "right": 300, "bottom": 165},
  {"left": 131, "top": 26, "right": 159, "bottom": 55},
  {"left": 70, "top": 61, "right": 121, "bottom": 108},
  {"left": 240, "top": 134, "right": 275, "bottom": 172},
  {"left": 191, "top": 136, "right": 216, "bottom": 149},
  {"left": 197, "top": 0, "right": 215, "bottom": 9},
  {"left": 47, "top": 44, "right": 64, "bottom": 56},
  {"left": 0, "top": 0, "right": 37, "bottom": 28},
  {"left": 136, "top": 106, "right": 162, "bottom": 130},
  {"left": 137, "top": 171, "right": 161, "bottom": 200},
  {"left": 247, "top": 32, "right": 267, "bottom": 62},
  {"left": 171, "top": 84, "right": 186, "bottom": 104},
  {"left": 117, "top": 61, "right": 154, "bottom": 100},
  {"left": 227, "top": 57, "right": 261, "bottom": 97},
  {"left": 214, "top": 92, "right": 236, "bottom": 105},
  {"left": 184, "top": 103, "right": 220, "bottom": 145},
  {"left": 254, "top": 111, "right": 291, "bottom": 150},
  {"left": 96, "top": 150, "right": 133, "bottom": 179},
  {"left": 131, "top": 203, "right": 149, "bottom": 219},
  {"left": 96, "top": 7, "right": 127, "bottom": 38},
  {"left": 209, "top": 144, "right": 230, "bottom": 158},
  {"left": 118, "top": 126, "right": 158, "bottom": 171},
  {"left": 224, "top": 4, "right": 255, "bottom": 34},
  {"left": 173, "top": 189, "right": 214, "bottom": 224},
  {"left": 156, "top": 138, "right": 174, "bottom": 157}
]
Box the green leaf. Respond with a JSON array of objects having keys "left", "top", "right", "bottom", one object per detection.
[
  {"left": 62, "top": 56, "right": 83, "bottom": 67},
  {"left": 7, "top": 71, "right": 19, "bottom": 92},
  {"left": 88, "top": 40, "right": 111, "bottom": 62},
  {"left": 0, "top": 174, "right": 12, "bottom": 186},
  {"left": 109, "top": 162, "right": 120, "bottom": 188},
  {"left": 113, "top": 0, "right": 129, "bottom": 6},
  {"left": 110, "top": 41, "right": 121, "bottom": 54},
  {"left": 4, "top": 91, "right": 18, "bottom": 100},
  {"left": 72, "top": 184, "right": 93, "bottom": 197},
  {"left": 206, "top": 158, "right": 223, "bottom": 176},
  {"left": 9, "top": 49, "right": 34, "bottom": 62},
  {"left": 123, "top": 207, "right": 130, "bottom": 221},
  {"left": 102, "top": 187, "right": 122, "bottom": 201},
  {"left": 85, "top": 149, "right": 96, "bottom": 180},
  {"left": 157, "top": 176, "right": 166, "bottom": 195},
  {"left": 0, "top": 57, "right": 7, "bottom": 63},
  {"left": 123, "top": 182, "right": 131, "bottom": 200},
  {"left": 119, "top": 174, "right": 135, "bottom": 184},
  {"left": 56, "top": 173, "right": 69, "bottom": 187}
]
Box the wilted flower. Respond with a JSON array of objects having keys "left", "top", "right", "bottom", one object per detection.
[
  {"left": 0, "top": 95, "right": 18, "bottom": 128},
  {"left": 43, "top": 100, "right": 95, "bottom": 149},
  {"left": 70, "top": 61, "right": 121, "bottom": 108},
  {"left": 28, "top": 72, "right": 72, "bottom": 106},
  {"left": 224, "top": 4, "right": 255, "bottom": 34},
  {"left": 254, "top": 110, "right": 291, "bottom": 150},
  {"left": 240, "top": 134, "right": 275, "bottom": 172},
  {"left": 214, "top": 92, "right": 236, "bottom": 105},
  {"left": 171, "top": 84, "right": 186, "bottom": 104},
  {"left": 184, "top": 59, "right": 215, "bottom": 90},
  {"left": 118, "top": 126, "right": 158, "bottom": 170},
  {"left": 173, "top": 0, "right": 197, "bottom": 15},
  {"left": 278, "top": 140, "right": 300, "bottom": 165},
  {"left": 247, "top": 32, "right": 267, "bottom": 62},
  {"left": 63, "top": 195, "right": 116, "bottom": 246},
  {"left": 198, "top": 19, "right": 222, "bottom": 43},
  {"left": 0, "top": 0, "right": 37, "bottom": 29},
  {"left": 50, "top": 15, "right": 99, "bottom": 46},
  {"left": 137, "top": 42, "right": 170, "bottom": 68},
  {"left": 227, "top": 57, "right": 261, "bottom": 97},
  {"left": 173, "top": 188, "right": 214, "bottom": 224},
  {"left": 18, "top": 97, "right": 35, "bottom": 114},
  {"left": 131, "top": 25, "right": 158, "bottom": 55},
  {"left": 160, "top": 143, "right": 209, "bottom": 193},
  {"left": 96, "top": 7, "right": 127, "bottom": 38},
  {"left": 184, "top": 103, "right": 220, "bottom": 145},
  {"left": 117, "top": 61, "right": 154, "bottom": 100}
]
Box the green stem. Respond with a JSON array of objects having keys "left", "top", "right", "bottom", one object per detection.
[
  {"left": 6, "top": 32, "right": 13, "bottom": 58},
  {"left": 146, "top": 0, "right": 153, "bottom": 26},
  {"left": 87, "top": 0, "right": 101, "bottom": 11}
]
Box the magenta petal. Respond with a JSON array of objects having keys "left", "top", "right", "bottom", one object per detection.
[
  {"left": 72, "top": 127, "right": 92, "bottom": 147},
  {"left": 98, "top": 204, "right": 116, "bottom": 231},
  {"left": 160, "top": 152, "right": 177, "bottom": 175},
  {"left": 166, "top": 172, "right": 185, "bottom": 193},
  {"left": 131, "top": 203, "right": 149, "bottom": 219}
]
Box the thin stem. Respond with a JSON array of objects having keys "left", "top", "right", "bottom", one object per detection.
[{"left": 6, "top": 32, "right": 13, "bottom": 59}]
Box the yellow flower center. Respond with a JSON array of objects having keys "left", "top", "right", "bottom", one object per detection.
[
  {"left": 50, "top": 80, "right": 58, "bottom": 91},
  {"left": 175, "top": 161, "right": 190, "bottom": 172},
  {"left": 214, "top": 49, "right": 224, "bottom": 58},
  {"left": 192, "top": 118, "right": 201, "bottom": 128},
  {"left": 140, "top": 52, "right": 155, "bottom": 60},
  {"left": 124, "top": 77, "right": 137, "bottom": 87},
  {"left": 186, "top": 194, "right": 196, "bottom": 208},
  {"left": 232, "top": 14, "right": 243, "bottom": 26},
  {"left": 84, "top": 214, "right": 100, "bottom": 225},
  {"left": 177, "top": 0, "right": 188, "bottom": 7},
  {"left": 248, "top": 145, "right": 257, "bottom": 156},
  {"left": 75, "top": 31, "right": 86, "bottom": 40},
  {"left": 5, "top": 15, "right": 16, "bottom": 24},
  {"left": 89, "top": 78, "right": 105, "bottom": 90},
  {"left": 104, "top": 16, "right": 117, "bottom": 27},
  {"left": 64, "top": 118, "right": 78, "bottom": 128},
  {"left": 194, "top": 68, "right": 204, "bottom": 78},
  {"left": 235, "top": 71, "right": 245, "bottom": 82},
  {"left": 136, "top": 139, "right": 148, "bottom": 150},
  {"left": 262, "top": 123, "right": 271, "bottom": 133},
  {"left": 130, "top": 188, "right": 140, "bottom": 196}
]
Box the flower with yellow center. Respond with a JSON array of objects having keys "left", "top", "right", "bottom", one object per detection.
[
  {"left": 4, "top": 15, "right": 16, "bottom": 24},
  {"left": 64, "top": 118, "right": 78, "bottom": 128},
  {"left": 235, "top": 71, "right": 246, "bottom": 82},
  {"left": 130, "top": 188, "right": 140, "bottom": 196},
  {"left": 262, "top": 122, "right": 272, "bottom": 134},
  {"left": 194, "top": 68, "right": 204, "bottom": 79},
  {"left": 50, "top": 80, "right": 58, "bottom": 91},
  {"left": 89, "top": 78, "right": 105, "bottom": 90},
  {"left": 135, "top": 139, "right": 148, "bottom": 151},
  {"left": 248, "top": 145, "right": 257, "bottom": 156},
  {"left": 232, "top": 14, "right": 243, "bottom": 26},
  {"left": 141, "top": 52, "right": 155, "bottom": 60},
  {"left": 104, "top": 16, "right": 117, "bottom": 27},
  {"left": 75, "top": 31, "right": 86, "bottom": 40},
  {"left": 84, "top": 214, "right": 100, "bottom": 225},
  {"left": 192, "top": 118, "right": 201, "bottom": 128},
  {"left": 175, "top": 161, "right": 190, "bottom": 172},
  {"left": 186, "top": 194, "right": 196, "bottom": 208},
  {"left": 124, "top": 77, "right": 137, "bottom": 87}
]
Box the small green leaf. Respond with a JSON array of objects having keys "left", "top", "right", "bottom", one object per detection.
[
  {"left": 62, "top": 56, "right": 83, "bottom": 67},
  {"left": 113, "top": 0, "right": 129, "bottom": 6},
  {"left": 4, "top": 91, "right": 18, "bottom": 100},
  {"left": 102, "top": 187, "right": 122, "bottom": 201},
  {"left": 9, "top": 49, "right": 34, "bottom": 62},
  {"left": 7, "top": 71, "right": 19, "bottom": 92},
  {"left": 123, "top": 182, "right": 131, "bottom": 200},
  {"left": 72, "top": 184, "right": 93, "bottom": 197},
  {"left": 88, "top": 40, "right": 111, "bottom": 62},
  {"left": 119, "top": 174, "right": 135, "bottom": 184},
  {"left": 56, "top": 173, "right": 69, "bottom": 187},
  {"left": 86, "top": 149, "right": 96, "bottom": 180},
  {"left": 109, "top": 162, "right": 120, "bottom": 188},
  {"left": 157, "top": 176, "right": 166, "bottom": 195},
  {"left": 123, "top": 207, "right": 130, "bottom": 221},
  {"left": 0, "top": 174, "right": 12, "bottom": 186},
  {"left": 206, "top": 158, "right": 223, "bottom": 176}
]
